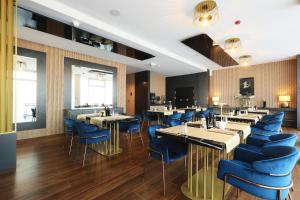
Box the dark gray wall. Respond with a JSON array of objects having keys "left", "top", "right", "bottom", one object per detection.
[
  {"left": 166, "top": 71, "right": 209, "bottom": 107},
  {"left": 135, "top": 71, "right": 150, "bottom": 114},
  {"left": 17, "top": 48, "right": 46, "bottom": 131},
  {"left": 64, "top": 58, "right": 118, "bottom": 109},
  {"left": 297, "top": 55, "right": 300, "bottom": 129},
  {"left": 0, "top": 133, "right": 16, "bottom": 172}
]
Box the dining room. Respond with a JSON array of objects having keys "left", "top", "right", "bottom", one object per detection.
[{"left": 0, "top": 1, "right": 300, "bottom": 200}]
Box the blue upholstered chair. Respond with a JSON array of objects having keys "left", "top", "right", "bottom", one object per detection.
[
  {"left": 235, "top": 134, "right": 298, "bottom": 162},
  {"left": 246, "top": 133, "right": 297, "bottom": 148},
  {"left": 168, "top": 119, "right": 182, "bottom": 127},
  {"left": 147, "top": 125, "right": 188, "bottom": 195},
  {"left": 126, "top": 115, "right": 144, "bottom": 147},
  {"left": 261, "top": 112, "right": 285, "bottom": 123},
  {"left": 142, "top": 112, "right": 153, "bottom": 131},
  {"left": 218, "top": 146, "right": 299, "bottom": 200},
  {"left": 162, "top": 113, "right": 182, "bottom": 126},
  {"left": 76, "top": 122, "right": 110, "bottom": 167},
  {"left": 251, "top": 112, "right": 284, "bottom": 136},
  {"left": 119, "top": 114, "right": 142, "bottom": 132},
  {"left": 195, "top": 108, "right": 214, "bottom": 119},
  {"left": 64, "top": 118, "right": 77, "bottom": 156},
  {"left": 181, "top": 111, "right": 194, "bottom": 123}
]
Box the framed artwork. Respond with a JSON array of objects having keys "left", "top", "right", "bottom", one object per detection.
[{"left": 240, "top": 77, "right": 254, "bottom": 96}]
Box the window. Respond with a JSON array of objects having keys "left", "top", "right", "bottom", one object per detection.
[
  {"left": 13, "top": 55, "right": 37, "bottom": 123},
  {"left": 72, "top": 65, "right": 113, "bottom": 107}
]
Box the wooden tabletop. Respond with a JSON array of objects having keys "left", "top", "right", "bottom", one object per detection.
[
  {"left": 147, "top": 109, "right": 185, "bottom": 115},
  {"left": 247, "top": 109, "right": 269, "bottom": 114},
  {"left": 156, "top": 125, "right": 240, "bottom": 153},
  {"left": 188, "top": 121, "right": 251, "bottom": 139},
  {"left": 182, "top": 107, "right": 204, "bottom": 112},
  {"left": 77, "top": 114, "right": 134, "bottom": 125},
  {"left": 216, "top": 113, "right": 261, "bottom": 124}
]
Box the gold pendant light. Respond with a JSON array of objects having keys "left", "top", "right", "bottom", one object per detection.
[
  {"left": 224, "top": 38, "right": 242, "bottom": 53},
  {"left": 239, "top": 55, "right": 252, "bottom": 66},
  {"left": 194, "top": 0, "right": 219, "bottom": 26}
]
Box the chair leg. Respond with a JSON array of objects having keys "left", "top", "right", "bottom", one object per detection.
[
  {"left": 69, "top": 135, "right": 74, "bottom": 156},
  {"left": 289, "top": 190, "right": 293, "bottom": 200},
  {"left": 236, "top": 188, "right": 239, "bottom": 198},
  {"left": 223, "top": 175, "right": 227, "bottom": 200},
  {"left": 143, "top": 152, "right": 151, "bottom": 175},
  {"left": 184, "top": 156, "right": 187, "bottom": 171},
  {"left": 129, "top": 134, "right": 133, "bottom": 149},
  {"left": 141, "top": 120, "right": 145, "bottom": 132},
  {"left": 82, "top": 142, "right": 87, "bottom": 168},
  {"left": 162, "top": 159, "right": 166, "bottom": 196},
  {"left": 139, "top": 130, "right": 144, "bottom": 146},
  {"left": 277, "top": 190, "right": 281, "bottom": 200}
]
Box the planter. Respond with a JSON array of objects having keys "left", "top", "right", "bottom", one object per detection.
[{"left": 0, "top": 132, "right": 16, "bottom": 172}]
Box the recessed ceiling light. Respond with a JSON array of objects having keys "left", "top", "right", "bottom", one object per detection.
[
  {"left": 72, "top": 20, "right": 80, "bottom": 27},
  {"left": 150, "top": 62, "right": 160, "bottom": 67},
  {"left": 109, "top": 9, "right": 121, "bottom": 17}
]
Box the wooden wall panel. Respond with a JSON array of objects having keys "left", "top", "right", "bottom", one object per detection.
[
  {"left": 126, "top": 74, "right": 135, "bottom": 115},
  {"left": 17, "top": 39, "right": 126, "bottom": 140},
  {"left": 150, "top": 71, "right": 166, "bottom": 100},
  {"left": 210, "top": 59, "right": 297, "bottom": 108}
]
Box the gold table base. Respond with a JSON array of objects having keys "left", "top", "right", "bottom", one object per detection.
[
  {"left": 182, "top": 144, "right": 232, "bottom": 200},
  {"left": 89, "top": 121, "right": 122, "bottom": 157},
  {"left": 89, "top": 143, "right": 123, "bottom": 157},
  {"left": 181, "top": 166, "right": 230, "bottom": 200}
]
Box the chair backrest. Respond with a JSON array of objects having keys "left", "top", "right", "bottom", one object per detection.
[
  {"left": 252, "top": 146, "right": 299, "bottom": 175},
  {"left": 143, "top": 112, "right": 151, "bottom": 121},
  {"left": 147, "top": 125, "right": 167, "bottom": 143},
  {"left": 75, "top": 122, "right": 98, "bottom": 135},
  {"left": 195, "top": 108, "right": 213, "bottom": 118},
  {"left": 264, "top": 133, "right": 298, "bottom": 147},
  {"left": 134, "top": 114, "right": 142, "bottom": 122},
  {"left": 169, "top": 113, "right": 182, "bottom": 120},
  {"left": 168, "top": 119, "right": 182, "bottom": 127},
  {"left": 31, "top": 108, "right": 36, "bottom": 117},
  {"left": 64, "top": 118, "right": 76, "bottom": 128},
  {"left": 261, "top": 112, "right": 284, "bottom": 123}
]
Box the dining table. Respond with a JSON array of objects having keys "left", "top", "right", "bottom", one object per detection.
[
  {"left": 188, "top": 120, "right": 251, "bottom": 142},
  {"left": 247, "top": 109, "right": 269, "bottom": 115},
  {"left": 147, "top": 109, "right": 185, "bottom": 123},
  {"left": 156, "top": 125, "right": 243, "bottom": 200},
  {"left": 215, "top": 113, "right": 262, "bottom": 125},
  {"left": 77, "top": 113, "right": 134, "bottom": 156}
]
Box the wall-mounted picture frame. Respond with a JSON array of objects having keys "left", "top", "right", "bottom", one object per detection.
[{"left": 240, "top": 77, "right": 254, "bottom": 96}]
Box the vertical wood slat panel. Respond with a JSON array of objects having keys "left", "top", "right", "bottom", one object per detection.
[
  {"left": 16, "top": 39, "right": 126, "bottom": 140},
  {"left": 210, "top": 59, "right": 297, "bottom": 108}
]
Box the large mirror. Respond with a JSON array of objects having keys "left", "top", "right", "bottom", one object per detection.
[
  {"left": 13, "top": 55, "right": 37, "bottom": 123},
  {"left": 64, "top": 58, "right": 117, "bottom": 110},
  {"left": 14, "top": 48, "right": 46, "bottom": 131},
  {"left": 71, "top": 65, "right": 113, "bottom": 108}
]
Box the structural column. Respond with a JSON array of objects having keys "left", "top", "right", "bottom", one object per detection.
[
  {"left": 0, "top": 0, "right": 17, "bottom": 172},
  {"left": 0, "top": 0, "right": 15, "bottom": 133},
  {"left": 297, "top": 55, "right": 300, "bottom": 129}
]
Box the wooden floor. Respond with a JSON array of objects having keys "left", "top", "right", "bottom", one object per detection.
[{"left": 0, "top": 127, "right": 299, "bottom": 200}]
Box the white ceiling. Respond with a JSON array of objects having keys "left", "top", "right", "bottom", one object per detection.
[{"left": 19, "top": 0, "right": 300, "bottom": 76}]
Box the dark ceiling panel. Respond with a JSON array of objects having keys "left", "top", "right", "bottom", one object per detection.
[{"left": 181, "top": 34, "right": 238, "bottom": 67}]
